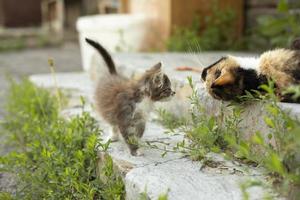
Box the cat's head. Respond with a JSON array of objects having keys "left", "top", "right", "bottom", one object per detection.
[
  {"left": 141, "top": 62, "right": 175, "bottom": 101},
  {"left": 201, "top": 56, "right": 262, "bottom": 101}
]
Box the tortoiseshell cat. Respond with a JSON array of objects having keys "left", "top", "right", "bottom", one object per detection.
[
  {"left": 86, "top": 38, "right": 175, "bottom": 156},
  {"left": 201, "top": 38, "right": 300, "bottom": 102}
]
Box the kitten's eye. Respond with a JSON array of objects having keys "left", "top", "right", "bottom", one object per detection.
[
  {"left": 215, "top": 70, "right": 221, "bottom": 78},
  {"left": 163, "top": 75, "right": 168, "bottom": 82},
  {"left": 164, "top": 88, "right": 171, "bottom": 93},
  {"left": 155, "top": 77, "right": 161, "bottom": 84}
]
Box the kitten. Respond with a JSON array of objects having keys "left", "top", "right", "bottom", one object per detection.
[
  {"left": 85, "top": 38, "right": 175, "bottom": 156},
  {"left": 201, "top": 38, "right": 300, "bottom": 102}
]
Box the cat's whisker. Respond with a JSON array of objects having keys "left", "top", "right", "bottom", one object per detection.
[
  {"left": 192, "top": 40, "right": 205, "bottom": 67},
  {"left": 187, "top": 41, "right": 204, "bottom": 68}
]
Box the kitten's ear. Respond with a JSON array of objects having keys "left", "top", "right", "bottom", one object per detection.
[
  {"left": 150, "top": 62, "right": 163, "bottom": 79},
  {"left": 150, "top": 62, "right": 162, "bottom": 72},
  {"left": 212, "top": 71, "right": 235, "bottom": 87},
  {"left": 291, "top": 38, "right": 300, "bottom": 50}
]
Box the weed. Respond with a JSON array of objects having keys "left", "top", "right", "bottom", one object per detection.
[
  {"left": 156, "top": 108, "right": 186, "bottom": 132},
  {"left": 139, "top": 188, "right": 169, "bottom": 200},
  {"left": 156, "top": 77, "right": 231, "bottom": 160},
  {"left": 282, "top": 85, "right": 300, "bottom": 102},
  {"left": 0, "top": 79, "right": 125, "bottom": 199}
]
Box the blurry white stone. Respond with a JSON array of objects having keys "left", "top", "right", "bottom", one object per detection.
[{"left": 76, "top": 14, "right": 150, "bottom": 71}]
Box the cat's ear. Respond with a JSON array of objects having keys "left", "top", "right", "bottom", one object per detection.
[
  {"left": 212, "top": 70, "right": 235, "bottom": 87},
  {"left": 201, "top": 67, "right": 209, "bottom": 81},
  {"left": 291, "top": 38, "right": 300, "bottom": 50},
  {"left": 201, "top": 57, "right": 226, "bottom": 81}
]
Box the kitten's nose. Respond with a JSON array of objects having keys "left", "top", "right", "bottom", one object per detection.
[{"left": 171, "top": 91, "right": 176, "bottom": 95}]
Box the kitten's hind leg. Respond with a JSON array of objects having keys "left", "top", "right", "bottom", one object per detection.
[
  {"left": 109, "top": 126, "right": 119, "bottom": 142},
  {"left": 134, "top": 119, "right": 146, "bottom": 156},
  {"left": 119, "top": 125, "right": 140, "bottom": 156}
]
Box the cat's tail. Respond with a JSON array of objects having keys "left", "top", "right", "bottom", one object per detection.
[{"left": 85, "top": 38, "right": 117, "bottom": 75}]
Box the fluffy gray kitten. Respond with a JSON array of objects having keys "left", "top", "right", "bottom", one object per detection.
[{"left": 86, "top": 38, "right": 175, "bottom": 156}]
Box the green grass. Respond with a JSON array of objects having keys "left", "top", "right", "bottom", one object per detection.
[
  {"left": 0, "top": 79, "right": 125, "bottom": 199},
  {"left": 157, "top": 78, "right": 300, "bottom": 199}
]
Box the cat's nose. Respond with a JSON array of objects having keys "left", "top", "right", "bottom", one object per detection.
[
  {"left": 171, "top": 91, "right": 176, "bottom": 95},
  {"left": 211, "top": 83, "right": 217, "bottom": 88},
  {"left": 211, "top": 83, "right": 223, "bottom": 89}
]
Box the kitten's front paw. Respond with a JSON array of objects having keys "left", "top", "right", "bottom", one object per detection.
[
  {"left": 109, "top": 133, "right": 119, "bottom": 142},
  {"left": 136, "top": 149, "right": 144, "bottom": 156},
  {"left": 130, "top": 149, "right": 144, "bottom": 156}
]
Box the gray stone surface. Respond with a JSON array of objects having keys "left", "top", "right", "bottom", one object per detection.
[
  {"left": 58, "top": 96, "right": 269, "bottom": 200},
  {"left": 29, "top": 51, "right": 290, "bottom": 199}
]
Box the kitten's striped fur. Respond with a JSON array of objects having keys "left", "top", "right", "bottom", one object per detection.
[{"left": 86, "top": 38, "right": 175, "bottom": 155}]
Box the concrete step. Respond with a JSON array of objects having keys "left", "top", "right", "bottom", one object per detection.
[{"left": 29, "top": 52, "right": 292, "bottom": 200}]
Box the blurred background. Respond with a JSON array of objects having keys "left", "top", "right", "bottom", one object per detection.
[{"left": 0, "top": 0, "right": 299, "bottom": 53}]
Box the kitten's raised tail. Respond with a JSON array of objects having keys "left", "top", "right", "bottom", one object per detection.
[{"left": 85, "top": 38, "right": 117, "bottom": 75}]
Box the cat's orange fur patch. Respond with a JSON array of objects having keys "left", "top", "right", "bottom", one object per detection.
[{"left": 259, "top": 49, "right": 297, "bottom": 88}]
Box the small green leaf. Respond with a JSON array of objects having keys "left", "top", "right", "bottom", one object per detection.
[
  {"left": 161, "top": 151, "right": 167, "bottom": 158},
  {"left": 267, "top": 133, "right": 273, "bottom": 140},
  {"left": 251, "top": 132, "right": 264, "bottom": 145},
  {"left": 264, "top": 117, "right": 275, "bottom": 128},
  {"left": 266, "top": 153, "right": 285, "bottom": 175}
]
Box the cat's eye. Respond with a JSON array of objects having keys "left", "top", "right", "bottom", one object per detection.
[{"left": 215, "top": 70, "right": 221, "bottom": 78}]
